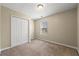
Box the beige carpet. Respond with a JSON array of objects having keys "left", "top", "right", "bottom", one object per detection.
[{"left": 1, "top": 39, "right": 78, "bottom": 56}]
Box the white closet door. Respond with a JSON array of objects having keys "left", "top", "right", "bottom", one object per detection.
[
  {"left": 11, "top": 16, "right": 28, "bottom": 47},
  {"left": 21, "top": 20, "right": 28, "bottom": 42}
]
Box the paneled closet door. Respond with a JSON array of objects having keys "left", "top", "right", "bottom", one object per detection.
[
  {"left": 21, "top": 19, "right": 28, "bottom": 44},
  {"left": 11, "top": 16, "right": 28, "bottom": 47}
]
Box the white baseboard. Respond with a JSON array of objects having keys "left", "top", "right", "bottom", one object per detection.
[
  {"left": 0, "top": 41, "right": 28, "bottom": 53},
  {"left": 39, "top": 39, "right": 78, "bottom": 50},
  {"left": 0, "top": 47, "right": 11, "bottom": 54},
  {"left": 0, "top": 39, "right": 78, "bottom": 54},
  {"left": 1, "top": 41, "right": 30, "bottom": 53},
  {"left": 1, "top": 47, "right": 11, "bottom": 51},
  {"left": 11, "top": 41, "right": 29, "bottom": 48}
]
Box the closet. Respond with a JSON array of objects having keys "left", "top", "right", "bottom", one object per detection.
[{"left": 11, "top": 16, "right": 29, "bottom": 47}]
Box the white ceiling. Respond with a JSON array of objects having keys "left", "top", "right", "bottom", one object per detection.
[{"left": 2, "top": 3, "right": 77, "bottom": 20}]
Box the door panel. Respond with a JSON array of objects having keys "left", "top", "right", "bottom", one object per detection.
[{"left": 11, "top": 16, "right": 28, "bottom": 47}]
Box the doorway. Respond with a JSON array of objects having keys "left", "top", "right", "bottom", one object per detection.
[{"left": 11, "top": 16, "right": 29, "bottom": 47}]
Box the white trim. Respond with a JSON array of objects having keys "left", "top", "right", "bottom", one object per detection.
[
  {"left": 0, "top": 39, "right": 78, "bottom": 53},
  {"left": 11, "top": 16, "right": 29, "bottom": 47},
  {"left": 11, "top": 41, "right": 28, "bottom": 48},
  {"left": 0, "top": 47, "right": 11, "bottom": 54},
  {"left": 1, "top": 47, "right": 11, "bottom": 51},
  {"left": 39, "top": 39, "right": 78, "bottom": 50},
  {"left": 0, "top": 41, "right": 29, "bottom": 53},
  {"left": 0, "top": 41, "right": 28, "bottom": 52}
]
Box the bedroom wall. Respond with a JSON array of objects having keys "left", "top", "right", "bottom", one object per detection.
[
  {"left": 1, "top": 6, "right": 34, "bottom": 49},
  {"left": 77, "top": 4, "right": 79, "bottom": 53},
  {"left": 35, "top": 8, "right": 77, "bottom": 47},
  {"left": 0, "top": 5, "right": 1, "bottom": 50}
]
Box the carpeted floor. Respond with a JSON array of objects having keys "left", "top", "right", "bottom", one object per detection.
[{"left": 0, "top": 39, "right": 78, "bottom": 56}]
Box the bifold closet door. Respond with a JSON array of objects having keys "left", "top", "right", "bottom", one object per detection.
[{"left": 11, "top": 16, "right": 28, "bottom": 47}]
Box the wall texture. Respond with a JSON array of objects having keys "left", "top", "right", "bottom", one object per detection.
[
  {"left": 0, "top": 6, "right": 1, "bottom": 50},
  {"left": 77, "top": 4, "right": 79, "bottom": 52},
  {"left": 35, "top": 8, "right": 77, "bottom": 47},
  {"left": 1, "top": 6, "right": 34, "bottom": 49}
]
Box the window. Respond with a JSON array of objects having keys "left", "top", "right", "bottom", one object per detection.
[{"left": 40, "top": 19, "right": 48, "bottom": 34}]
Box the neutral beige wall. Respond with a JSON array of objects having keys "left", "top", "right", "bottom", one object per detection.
[
  {"left": 1, "top": 6, "right": 11, "bottom": 49},
  {"left": 1, "top": 6, "right": 33, "bottom": 49},
  {"left": 35, "top": 8, "right": 77, "bottom": 47},
  {"left": 0, "top": 6, "right": 1, "bottom": 49},
  {"left": 77, "top": 4, "right": 79, "bottom": 52}
]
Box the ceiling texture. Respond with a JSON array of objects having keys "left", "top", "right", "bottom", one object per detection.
[{"left": 2, "top": 3, "right": 77, "bottom": 20}]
